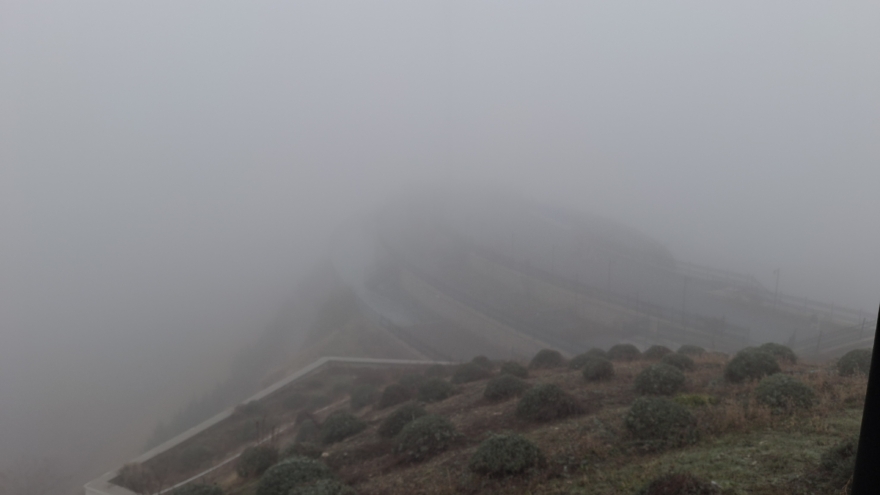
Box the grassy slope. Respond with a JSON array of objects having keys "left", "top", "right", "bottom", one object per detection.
[{"left": 221, "top": 352, "right": 866, "bottom": 495}]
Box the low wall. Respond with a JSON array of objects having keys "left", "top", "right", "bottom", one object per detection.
[{"left": 84, "top": 356, "right": 455, "bottom": 495}]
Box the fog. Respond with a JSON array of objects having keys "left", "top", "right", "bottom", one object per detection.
[{"left": 2, "top": 1, "right": 879, "bottom": 492}]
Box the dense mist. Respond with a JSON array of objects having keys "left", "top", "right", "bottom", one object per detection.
[{"left": 2, "top": 2, "right": 879, "bottom": 493}]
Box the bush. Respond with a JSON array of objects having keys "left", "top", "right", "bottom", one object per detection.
[
  {"left": 377, "top": 384, "right": 412, "bottom": 410},
  {"left": 349, "top": 385, "right": 378, "bottom": 410},
  {"left": 177, "top": 445, "right": 213, "bottom": 471},
  {"left": 471, "top": 355, "right": 494, "bottom": 369},
  {"left": 296, "top": 419, "right": 320, "bottom": 444},
  {"left": 635, "top": 472, "right": 721, "bottom": 495},
  {"left": 754, "top": 374, "right": 816, "bottom": 412},
  {"left": 677, "top": 345, "right": 706, "bottom": 356},
  {"left": 819, "top": 436, "right": 858, "bottom": 490},
  {"left": 483, "top": 375, "right": 529, "bottom": 401},
  {"left": 394, "top": 415, "right": 459, "bottom": 462},
  {"left": 451, "top": 362, "right": 493, "bottom": 384},
  {"left": 289, "top": 480, "right": 356, "bottom": 495},
  {"left": 236, "top": 420, "right": 263, "bottom": 442},
  {"left": 499, "top": 361, "right": 528, "bottom": 378},
  {"left": 624, "top": 397, "right": 699, "bottom": 450},
  {"left": 236, "top": 446, "right": 278, "bottom": 479},
  {"left": 634, "top": 364, "right": 686, "bottom": 396},
  {"left": 581, "top": 358, "right": 614, "bottom": 381},
  {"left": 608, "top": 343, "right": 641, "bottom": 361},
  {"left": 418, "top": 378, "right": 455, "bottom": 403},
  {"left": 838, "top": 349, "right": 873, "bottom": 377},
  {"left": 468, "top": 433, "right": 544, "bottom": 476},
  {"left": 320, "top": 412, "right": 366, "bottom": 445},
  {"left": 673, "top": 394, "right": 718, "bottom": 407},
  {"left": 377, "top": 402, "right": 427, "bottom": 438},
  {"left": 724, "top": 349, "right": 780, "bottom": 383},
  {"left": 759, "top": 342, "right": 798, "bottom": 364},
  {"left": 529, "top": 349, "right": 565, "bottom": 369},
  {"left": 644, "top": 345, "right": 673, "bottom": 360},
  {"left": 515, "top": 383, "right": 583, "bottom": 422},
  {"left": 172, "top": 484, "right": 225, "bottom": 495},
  {"left": 282, "top": 442, "right": 323, "bottom": 460},
  {"left": 661, "top": 353, "right": 695, "bottom": 371},
  {"left": 568, "top": 353, "right": 593, "bottom": 370},
  {"left": 255, "top": 457, "right": 335, "bottom": 495},
  {"left": 397, "top": 373, "right": 427, "bottom": 393}
]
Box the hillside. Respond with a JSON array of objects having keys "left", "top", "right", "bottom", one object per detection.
[{"left": 118, "top": 344, "right": 867, "bottom": 495}]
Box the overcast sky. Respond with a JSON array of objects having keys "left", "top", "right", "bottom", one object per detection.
[{"left": 2, "top": 0, "right": 879, "bottom": 488}]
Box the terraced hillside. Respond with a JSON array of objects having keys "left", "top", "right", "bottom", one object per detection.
[{"left": 143, "top": 344, "right": 868, "bottom": 495}]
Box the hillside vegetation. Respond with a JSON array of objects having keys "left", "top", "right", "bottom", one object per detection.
[{"left": 121, "top": 343, "right": 870, "bottom": 495}]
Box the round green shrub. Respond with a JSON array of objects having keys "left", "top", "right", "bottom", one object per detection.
[
  {"left": 754, "top": 374, "right": 816, "bottom": 412},
  {"left": 724, "top": 349, "right": 780, "bottom": 383},
  {"left": 349, "top": 385, "right": 378, "bottom": 411},
  {"left": 397, "top": 373, "right": 427, "bottom": 392},
  {"left": 483, "top": 375, "right": 529, "bottom": 401},
  {"left": 634, "top": 364, "right": 686, "bottom": 396},
  {"left": 282, "top": 442, "right": 323, "bottom": 460},
  {"left": 568, "top": 353, "right": 593, "bottom": 370},
  {"left": 255, "top": 457, "right": 335, "bottom": 495},
  {"left": 838, "top": 349, "right": 873, "bottom": 377},
  {"left": 468, "top": 433, "right": 544, "bottom": 476},
  {"left": 236, "top": 446, "right": 278, "bottom": 479},
  {"left": 417, "top": 378, "right": 455, "bottom": 403},
  {"left": 177, "top": 445, "right": 213, "bottom": 471},
  {"left": 515, "top": 383, "right": 583, "bottom": 422},
  {"left": 451, "top": 362, "right": 493, "bottom": 384},
  {"left": 759, "top": 343, "right": 798, "bottom": 364},
  {"left": 677, "top": 344, "right": 706, "bottom": 356},
  {"left": 608, "top": 343, "right": 642, "bottom": 361},
  {"left": 624, "top": 397, "right": 699, "bottom": 450},
  {"left": 643, "top": 345, "right": 673, "bottom": 360},
  {"left": 289, "top": 479, "right": 356, "bottom": 495},
  {"left": 394, "top": 415, "right": 459, "bottom": 462},
  {"left": 581, "top": 358, "right": 614, "bottom": 381},
  {"left": 320, "top": 412, "right": 366, "bottom": 445},
  {"left": 499, "top": 361, "right": 528, "bottom": 378},
  {"left": 377, "top": 402, "right": 427, "bottom": 438},
  {"left": 377, "top": 384, "right": 412, "bottom": 409},
  {"left": 172, "top": 484, "right": 224, "bottom": 495},
  {"left": 471, "top": 355, "right": 494, "bottom": 370},
  {"left": 635, "top": 472, "right": 720, "bottom": 495},
  {"left": 819, "top": 436, "right": 858, "bottom": 490},
  {"left": 296, "top": 419, "right": 320, "bottom": 444},
  {"left": 661, "top": 353, "right": 695, "bottom": 371},
  {"left": 529, "top": 349, "right": 565, "bottom": 369}
]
